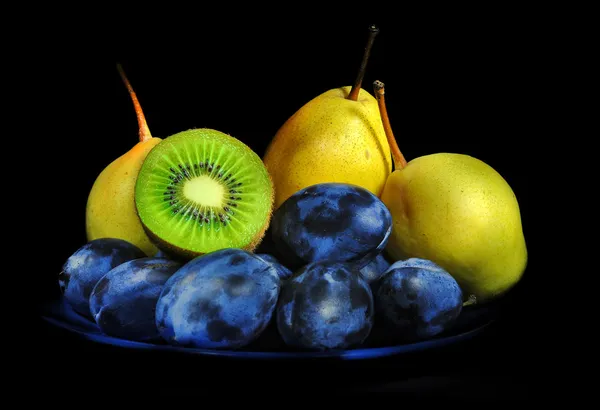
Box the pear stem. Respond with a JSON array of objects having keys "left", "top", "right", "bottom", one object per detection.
[
  {"left": 373, "top": 80, "right": 407, "bottom": 169},
  {"left": 117, "top": 64, "right": 152, "bottom": 142},
  {"left": 347, "top": 25, "right": 380, "bottom": 101},
  {"left": 462, "top": 294, "right": 478, "bottom": 307}
]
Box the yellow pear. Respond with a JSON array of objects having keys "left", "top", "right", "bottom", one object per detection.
[
  {"left": 263, "top": 25, "right": 392, "bottom": 209},
  {"left": 373, "top": 81, "right": 527, "bottom": 303},
  {"left": 85, "top": 65, "right": 161, "bottom": 256}
]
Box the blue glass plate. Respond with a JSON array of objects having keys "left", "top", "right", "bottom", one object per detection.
[{"left": 41, "top": 296, "right": 497, "bottom": 360}]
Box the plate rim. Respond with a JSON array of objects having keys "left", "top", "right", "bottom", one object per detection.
[{"left": 41, "top": 296, "right": 496, "bottom": 360}]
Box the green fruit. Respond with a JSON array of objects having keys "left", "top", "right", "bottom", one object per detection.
[
  {"left": 263, "top": 25, "right": 392, "bottom": 209},
  {"left": 374, "top": 81, "right": 527, "bottom": 303},
  {"left": 134, "top": 128, "right": 274, "bottom": 260}
]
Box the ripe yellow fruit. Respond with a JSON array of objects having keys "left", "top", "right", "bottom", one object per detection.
[
  {"left": 85, "top": 65, "right": 160, "bottom": 256},
  {"left": 264, "top": 86, "right": 392, "bottom": 209},
  {"left": 263, "top": 25, "right": 392, "bottom": 209},
  {"left": 374, "top": 81, "right": 527, "bottom": 303}
]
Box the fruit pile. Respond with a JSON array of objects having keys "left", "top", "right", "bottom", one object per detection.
[
  {"left": 58, "top": 25, "right": 527, "bottom": 352},
  {"left": 61, "top": 185, "right": 463, "bottom": 350}
]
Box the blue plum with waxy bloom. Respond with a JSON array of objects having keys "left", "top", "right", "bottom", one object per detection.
[
  {"left": 59, "top": 238, "right": 146, "bottom": 318},
  {"left": 256, "top": 253, "right": 293, "bottom": 280},
  {"left": 155, "top": 248, "right": 281, "bottom": 349},
  {"left": 89, "top": 257, "right": 182, "bottom": 342},
  {"left": 276, "top": 261, "right": 374, "bottom": 350},
  {"left": 271, "top": 183, "right": 392, "bottom": 271},
  {"left": 374, "top": 258, "right": 463, "bottom": 342}
]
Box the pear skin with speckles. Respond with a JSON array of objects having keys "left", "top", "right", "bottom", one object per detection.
[
  {"left": 86, "top": 137, "right": 161, "bottom": 256},
  {"left": 263, "top": 86, "right": 392, "bottom": 209},
  {"left": 85, "top": 64, "right": 160, "bottom": 256},
  {"left": 380, "top": 153, "right": 528, "bottom": 302}
]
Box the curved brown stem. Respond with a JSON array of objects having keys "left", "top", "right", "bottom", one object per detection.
[
  {"left": 373, "top": 80, "right": 407, "bottom": 169},
  {"left": 348, "top": 25, "right": 379, "bottom": 101},
  {"left": 117, "top": 63, "right": 152, "bottom": 142}
]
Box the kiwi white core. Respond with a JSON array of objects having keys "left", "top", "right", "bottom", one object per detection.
[{"left": 183, "top": 176, "right": 225, "bottom": 207}]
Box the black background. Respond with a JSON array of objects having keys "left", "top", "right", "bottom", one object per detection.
[{"left": 33, "top": 13, "right": 544, "bottom": 399}]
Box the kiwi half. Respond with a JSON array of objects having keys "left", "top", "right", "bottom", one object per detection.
[{"left": 135, "top": 128, "right": 274, "bottom": 260}]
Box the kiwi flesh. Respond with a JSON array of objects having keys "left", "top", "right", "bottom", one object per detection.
[{"left": 135, "top": 128, "right": 274, "bottom": 260}]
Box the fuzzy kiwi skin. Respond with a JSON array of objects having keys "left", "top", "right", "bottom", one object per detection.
[{"left": 136, "top": 138, "right": 276, "bottom": 262}]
